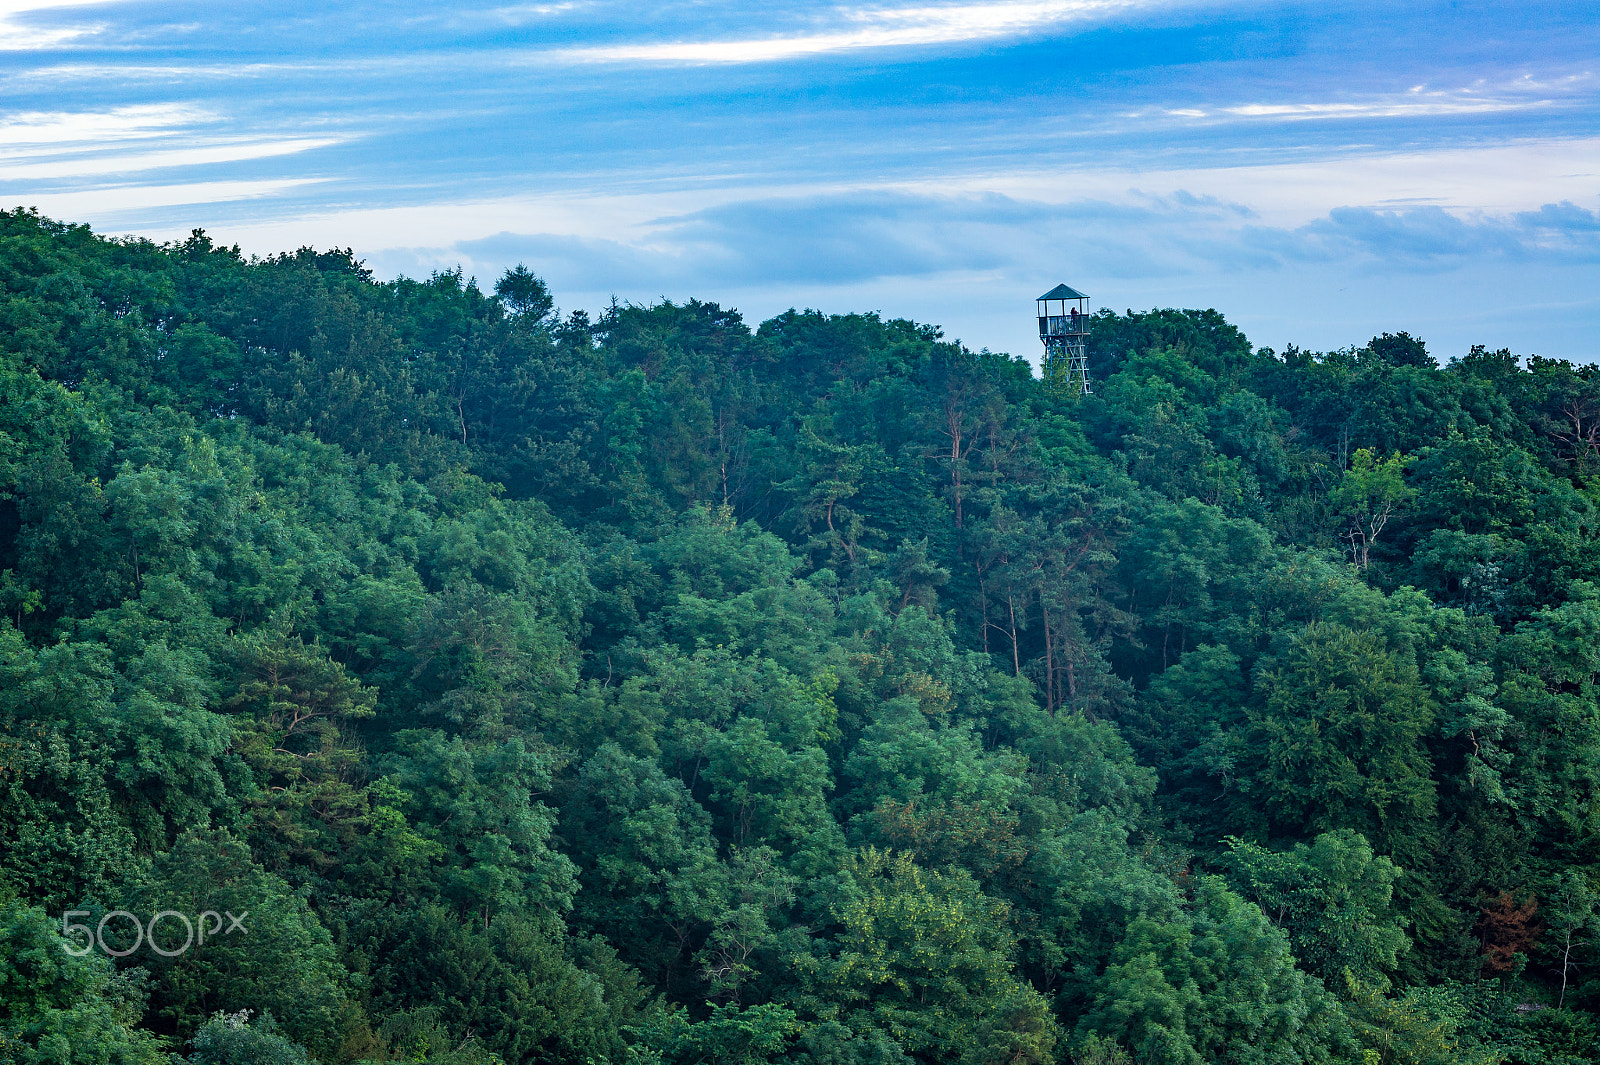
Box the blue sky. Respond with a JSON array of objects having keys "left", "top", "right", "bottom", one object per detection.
[{"left": 2, "top": 0, "right": 1598, "bottom": 365}]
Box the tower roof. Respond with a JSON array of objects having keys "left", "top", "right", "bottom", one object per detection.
[{"left": 1038, "top": 284, "right": 1089, "bottom": 300}]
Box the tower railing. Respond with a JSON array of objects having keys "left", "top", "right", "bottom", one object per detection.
[{"left": 1037, "top": 286, "right": 1093, "bottom": 395}]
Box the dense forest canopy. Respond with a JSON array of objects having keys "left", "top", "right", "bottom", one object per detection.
[{"left": 2, "top": 206, "right": 1599, "bottom": 1065}]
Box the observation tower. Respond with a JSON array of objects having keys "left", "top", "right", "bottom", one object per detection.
[{"left": 1037, "top": 284, "right": 1091, "bottom": 394}]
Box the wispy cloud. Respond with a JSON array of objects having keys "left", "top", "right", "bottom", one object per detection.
[
  {"left": 0, "top": 138, "right": 341, "bottom": 180},
  {"left": 410, "top": 1, "right": 585, "bottom": 30},
  {"left": 0, "top": 104, "right": 213, "bottom": 146},
  {"left": 938, "top": 138, "right": 1600, "bottom": 228},
  {"left": 1150, "top": 76, "right": 1584, "bottom": 126},
  {"left": 0, "top": 0, "right": 114, "bottom": 49},
  {"left": 0, "top": 103, "right": 343, "bottom": 191},
  {"left": 1221, "top": 98, "right": 1545, "bottom": 120},
  {"left": 559, "top": 0, "right": 1166, "bottom": 63}
]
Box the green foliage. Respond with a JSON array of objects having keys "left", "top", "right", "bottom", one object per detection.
[
  {"left": 1079, "top": 876, "right": 1352, "bottom": 1065},
  {"left": 814, "top": 848, "right": 1058, "bottom": 1065},
  {"left": 1329, "top": 449, "right": 1412, "bottom": 570},
  {"left": 353, "top": 904, "right": 647, "bottom": 1065},
  {"left": 1244, "top": 623, "right": 1438, "bottom": 862},
  {"left": 0, "top": 897, "right": 171, "bottom": 1065},
  {"left": 365, "top": 1008, "right": 506, "bottom": 1065},
  {"left": 1222, "top": 830, "right": 1411, "bottom": 987},
  {"left": 638, "top": 1003, "right": 801, "bottom": 1065},
  {"left": 1342, "top": 977, "right": 1500, "bottom": 1065},
  {"left": 7, "top": 207, "right": 1600, "bottom": 1064},
  {"left": 119, "top": 830, "right": 357, "bottom": 1058},
  {"left": 185, "top": 1012, "right": 309, "bottom": 1065}
]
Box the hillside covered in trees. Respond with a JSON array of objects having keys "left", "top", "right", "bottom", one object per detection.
[{"left": 3, "top": 207, "right": 1600, "bottom": 1065}]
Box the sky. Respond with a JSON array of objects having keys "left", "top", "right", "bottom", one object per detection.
[{"left": 2, "top": 0, "right": 1598, "bottom": 366}]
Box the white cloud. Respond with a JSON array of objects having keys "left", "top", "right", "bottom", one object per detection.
[
  {"left": 473, "top": 2, "right": 584, "bottom": 25},
  {"left": 0, "top": 0, "right": 116, "bottom": 49},
  {"left": 0, "top": 104, "right": 341, "bottom": 183},
  {"left": 0, "top": 0, "right": 113, "bottom": 12},
  {"left": 916, "top": 138, "right": 1600, "bottom": 226},
  {"left": 0, "top": 138, "right": 340, "bottom": 180},
  {"left": 559, "top": 0, "right": 1168, "bottom": 63},
  {"left": 0, "top": 104, "right": 214, "bottom": 146},
  {"left": 1220, "top": 98, "right": 1549, "bottom": 120},
  {"left": 1146, "top": 75, "right": 1587, "bottom": 127}
]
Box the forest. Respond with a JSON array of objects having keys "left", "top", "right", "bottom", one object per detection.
[{"left": 1, "top": 206, "right": 1598, "bottom": 1065}]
